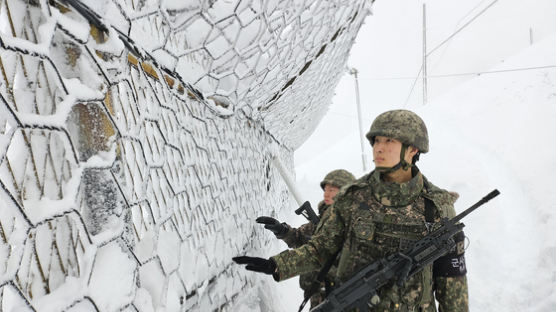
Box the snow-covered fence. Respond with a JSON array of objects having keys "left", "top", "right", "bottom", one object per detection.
[{"left": 0, "top": 0, "right": 370, "bottom": 310}]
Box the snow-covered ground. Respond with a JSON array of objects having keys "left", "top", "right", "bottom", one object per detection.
[{"left": 285, "top": 27, "right": 556, "bottom": 312}]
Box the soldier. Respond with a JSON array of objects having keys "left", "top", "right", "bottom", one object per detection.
[
  {"left": 256, "top": 169, "right": 355, "bottom": 309},
  {"left": 234, "top": 109, "right": 469, "bottom": 312}
]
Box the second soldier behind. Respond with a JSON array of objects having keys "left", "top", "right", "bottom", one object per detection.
[{"left": 256, "top": 169, "right": 355, "bottom": 309}]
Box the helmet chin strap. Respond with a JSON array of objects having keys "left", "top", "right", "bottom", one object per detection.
[{"left": 375, "top": 144, "right": 412, "bottom": 174}]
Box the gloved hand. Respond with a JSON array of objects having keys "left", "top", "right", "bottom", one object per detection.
[
  {"left": 232, "top": 256, "right": 277, "bottom": 275},
  {"left": 256, "top": 216, "right": 289, "bottom": 238}
]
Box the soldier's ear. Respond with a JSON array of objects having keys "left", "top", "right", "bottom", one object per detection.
[
  {"left": 409, "top": 146, "right": 420, "bottom": 164},
  {"left": 408, "top": 146, "right": 419, "bottom": 157}
]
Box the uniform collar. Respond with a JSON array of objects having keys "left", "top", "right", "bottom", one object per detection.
[
  {"left": 369, "top": 168, "right": 424, "bottom": 207},
  {"left": 317, "top": 200, "right": 329, "bottom": 215}
]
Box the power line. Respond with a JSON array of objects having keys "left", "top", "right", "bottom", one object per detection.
[
  {"left": 430, "top": 0, "right": 491, "bottom": 72},
  {"left": 400, "top": 0, "right": 498, "bottom": 107},
  {"left": 358, "top": 75, "right": 420, "bottom": 81},
  {"left": 427, "top": 0, "right": 499, "bottom": 57},
  {"left": 358, "top": 64, "right": 556, "bottom": 81},
  {"left": 366, "top": 0, "right": 538, "bottom": 108},
  {"left": 403, "top": 64, "right": 423, "bottom": 107},
  {"left": 330, "top": 64, "right": 556, "bottom": 121},
  {"left": 430, "top": 64, "right": 556, "bottom": 77}
]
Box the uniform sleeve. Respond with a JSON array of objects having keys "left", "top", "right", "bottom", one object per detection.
[
  {"left": 429, "top": 185, "right": 468, "bottom": 311},
  {"left": 435, "top": 275, "right": 469, "bottom": 312},
  {"left": 281, "top": 222, "right": 315, "bottom": 248},
  {"left": 271, "top": 200, "right": 349, "bottom": 281}
]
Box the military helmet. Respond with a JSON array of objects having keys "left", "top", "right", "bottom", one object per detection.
[
  {"left": 366, "top": 109, "right": 429, "bottom": 153},
  {"left": 320, "top": 169, "right": 356, "bottom": 190}
]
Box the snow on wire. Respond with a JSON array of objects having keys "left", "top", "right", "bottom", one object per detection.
[{"left": 0, "top": 0, "right": 370, "bottom": 310}]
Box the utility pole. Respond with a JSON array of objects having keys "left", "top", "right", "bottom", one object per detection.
[
  {"left": 529, "top": 27, "right": 533, "bottom": 45},
  {"left": 422, "top": 3, "right": 428, "bottom": 106},
  {"left": 348, "top": 67, "right": 369, "bottom": 172},
  {"left": 271, "top": 157, "right": 304, "bottom": 206}
]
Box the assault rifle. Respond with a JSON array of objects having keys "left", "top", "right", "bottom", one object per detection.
[
  {"left": 295, "top": 201, "right": 320, "bottom": 225},
  {"left": 311, "top": 189, "right": 500, "bottom": 312}
]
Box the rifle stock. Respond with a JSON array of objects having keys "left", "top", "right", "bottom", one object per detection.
[{"left": 295, "top": 201, "right": 320, "bottom": 225}]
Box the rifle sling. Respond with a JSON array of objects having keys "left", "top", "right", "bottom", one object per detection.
[
  {"left": 423, "top": 178, "right": 436, "bottom": 223},
  {"left": 425, "top": 197, "right": 435, "bottom": 223}
]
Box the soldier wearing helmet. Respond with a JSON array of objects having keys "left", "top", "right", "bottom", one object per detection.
[
  {"left": 235, "top": 110, "right": 468, "bottom": 312},
  {"left": 255, "top": 169, "right": 356, "bottom": 309}
]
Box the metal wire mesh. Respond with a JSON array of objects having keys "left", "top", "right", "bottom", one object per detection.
[{"left": 0, "top": 0, "right": 370, "bottom": 310}]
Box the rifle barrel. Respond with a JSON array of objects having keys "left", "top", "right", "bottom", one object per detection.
[{"left": 452, "top": 189, "right": 500, "bottom": 223}]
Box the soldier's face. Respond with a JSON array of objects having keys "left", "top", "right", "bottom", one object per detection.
[
  {"left": 372, "top": 136, "right": 403, "bottom": 168},
  {"left": 323, "top": 184, "right": 340, "bottom": 205},
  {"left": 372, "top": 136, "right": 418, "bottom": 168}
]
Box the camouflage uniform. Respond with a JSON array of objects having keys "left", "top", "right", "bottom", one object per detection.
[
  {"left": 270, "top": 110, "right": 469, "bottom": 311},
  {"left": 272, "top": 170, "right": 468, "bottom": 311},
  {"left": 280, "top": 201, "right": 331, "bottom": 308},
  {"left": 280, "top": 170, "right": 355, "bottom": 309}
]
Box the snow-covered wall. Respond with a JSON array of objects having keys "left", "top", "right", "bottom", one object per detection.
[{"left": 0, "top": 0, "right": 370, "bottom": 310}]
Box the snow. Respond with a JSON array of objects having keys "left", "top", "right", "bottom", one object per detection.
[
  {"left": 21, "top": 177, "right": 79, "bottom": 225},
  {"left": 289, "top": 14, "right": 556, "bottom": 312},
  {"left": 1, "top": 284, "right": 34, "bottom": 312},
  {"left": 157, "top": 229, "right": 181, "bottom": 274},
  {"left": 20, "top": 142, "right": 117, "bottom": 226},
  {"left": 30, "top": 244, "right": 97, "bottom": 312},
  {"left": 37, "top": 18, "right": 57, "bottom": 46},
  {"left": 51, "top": 7, "right": 91, "bottom": 43},
  {"left": 0, "top": 34, "right": 50, "bottom": 56},
  {"left": 14, "top": 75, "right": 104, "bottom": 131},
  {"left": 0, "top": 193, "right": 28, "bottom": 285},
  {"left": 88, "top": 242, "right": 136, "bottom": 311}
]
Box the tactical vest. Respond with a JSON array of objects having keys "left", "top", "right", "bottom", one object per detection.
[
  {"left": 336, "top": 171, "right": 443, "bottom": 312},
  {"left": 362, "top": 197, "right": 435, "bottom": 311}
]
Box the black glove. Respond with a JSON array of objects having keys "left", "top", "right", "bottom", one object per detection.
[
  {"left": 256, "top": 216, "right": 289, "bottom": 238},
  {"left": 232, "top": 256, "right": 277, "bottom": 275}
]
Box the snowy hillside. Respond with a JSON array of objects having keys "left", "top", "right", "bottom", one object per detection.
[
  {"left": 420, "top": 34, "right": 556, "bottom": 312},
  {"left": 292, "top": 34, "right": 556, "bottom": 312}
]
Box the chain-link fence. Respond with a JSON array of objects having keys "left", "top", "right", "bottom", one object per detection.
[{"left": 0, "top": 0, "right": 370, "bottom": 310}]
